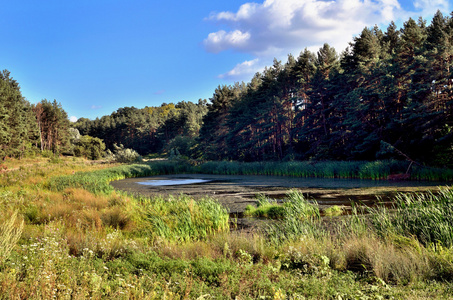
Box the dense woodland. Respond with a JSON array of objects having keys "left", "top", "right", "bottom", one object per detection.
[
  {"left": 198, "top": 12, "right": 453, "bottom": 166},
  {"left": 1, "top": 12, "right": 453, "bottom": 167}
]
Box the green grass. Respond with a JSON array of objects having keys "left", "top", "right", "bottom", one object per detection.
[
  {"left": 244, "top": 194, "right": 285, "bottom": 219},
  {"left": 198, "top": 160, "right": 453, "bottom": 181},
  {"left": 372, "top": 187, "right": 453, "bottom": 248},
  {"left": 45, "top": 160, "right": 194, "bottom": 195},
  {"left": 135, "top": 194, "right": 229, "bottom": 242},
  {"left": 1, "top": 157, "right": 453, "bottom": 299}
]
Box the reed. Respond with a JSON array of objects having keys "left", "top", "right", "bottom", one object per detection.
[
  {"left": 45, "top": 161, "right": 194, "bottom": 195},
  {"left": 371, "top": 188, "right": 453, "bottom": 247},
  {"left": 263, "top": 190, "right": 324, "bottom": 245},
  {"left": 0, "top": 211, "right": 23, "bottom": 265},
  {"left": 2, "top": 156, "right": 453, "bottom": 298},
  {"left": 136, "top": 194, "right": 229, "bottom": 242},
  {"left": 198, "top": 160, "right": 453, "bottom": 181}
]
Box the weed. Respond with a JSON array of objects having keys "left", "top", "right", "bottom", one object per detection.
[
  {"left": 372, "top": 188, "right": 453, "bottom": 247},
  {"left": 136, "top": 194, "right": 229, "bottom": 242},
  {"left": 324, "top": 205, "right": 344, "bottom": 217},
  {"left": 0, "top": 211, "right": 23, "bottom": 265}
]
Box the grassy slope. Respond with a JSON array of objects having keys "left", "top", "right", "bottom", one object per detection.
[{"left": 0, "top": 157, "right": 452, "bottom": 299}]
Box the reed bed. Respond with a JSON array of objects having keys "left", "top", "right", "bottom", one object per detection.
[
  {"left": 45, "top": 160, "right": 194, "bottom": 194},
  {"left": 135, "top": 194, "right": 229, "bottom": 242},
  {"left": 198, "top": 160, "right": 453, "bottom": 181},
  {"left": 372, "top": 187, "right": 453, "bottom": 248}
]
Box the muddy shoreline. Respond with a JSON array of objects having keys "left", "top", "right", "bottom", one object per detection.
[{"left": 110, "top": 174, "right": 446, "bottom": 214}]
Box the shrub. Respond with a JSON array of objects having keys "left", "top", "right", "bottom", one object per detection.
[
  {"left": 72, "top": 135, "right": 106, "bottom": 160},
  {"left": 106, "top": 144, "right": 142, "bottom": 163}
]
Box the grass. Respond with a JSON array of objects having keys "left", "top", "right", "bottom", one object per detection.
[
  {"left": 244, "top": 194, "right": 285, "bottom": 219},
  {"left": 372, "top": 187, "right": 453, "bottom": 248},
  {"left": 198, "top": 160, "right": 453, "bottom": 181},
  {"left": 135, "top": 194, "right": 229, "bottom": 242},
  {"left": 0, "top": 156, "right": 453, "bottom": 299}
]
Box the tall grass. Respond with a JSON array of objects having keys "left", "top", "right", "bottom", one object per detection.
[
  {"left": 135, "top": 194, "right": 229, "bottom": 242},
  {"left": 372, "top": 188, "right": 453, "bottom": 248},
  {"left": 263, "top": 190, "right": 324, "bottom": 245},
  {"left": 46, "top": 160, "right": 194, "bottom": 194},
  {"left": 0, "top": 211, "right": 23, "bottom": 265},
  {"left": 2, "top": 156, "right": 453, "bottom": 298},
  {"left": 199, "top": 160, "right": 453, "bottom": 181}
]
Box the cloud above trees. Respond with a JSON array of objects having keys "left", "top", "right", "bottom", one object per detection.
[{"left": 204, "top": 0, "right": 450, "bottom": 80}]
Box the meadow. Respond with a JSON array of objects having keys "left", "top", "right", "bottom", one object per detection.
[{"left": 0, "top": 157, "right": 453, "bottom": 299}]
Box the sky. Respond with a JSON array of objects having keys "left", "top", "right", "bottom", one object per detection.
[{"left": 1, "top": 0, "right": 451, "bottom": 121}]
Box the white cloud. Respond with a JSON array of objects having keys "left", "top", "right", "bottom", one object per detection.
[
  {"left": 218, "top": 58, "right": 262, "bottom": 79},
  {"left": 204, "top": 30, "right": 251, "bottom": 53},
  {"left": 69, "top": 116, "right": 78, "bottom": 122},
  {"left": 205, "top": 0, "right": 450, "bottom": 80},
  {"left": 91, "top": 105, "right": 102, "bottom": 110},
  {"left": 413, "top": 0, "right": 449, "bottom": 15}
]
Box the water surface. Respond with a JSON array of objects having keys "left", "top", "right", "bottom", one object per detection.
[{"left": 138, "top": 179, "right": 211, "bottom": 186}]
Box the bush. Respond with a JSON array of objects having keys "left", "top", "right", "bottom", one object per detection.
[
  {"left": 106, "top": 144, "right": 142, "bottom": 163},
  {"left": 73, "top": 135, "right": 106, "bottom": 160},
  {"left": 165, "top": 135, "right": 196, "bottom": 158}
]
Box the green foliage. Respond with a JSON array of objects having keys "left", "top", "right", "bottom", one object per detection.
[
  {"left": 136, "top": 194, "right": 229, "bottom": 242},
  {"left": 72, "top": 135, "right": 106, "bottom": 160},
  {"left": 106, "top": 144, "right": 142, "bottom": 163},
  {"left": 372, "top": 187, "right": 453, "bottom": 247},
  {"left": 73, "top": 101, "right": 208, "bottom": 157},
  {"left": 198, "top": 160, "right": 453, "bottom": 181},
  {"left": 324, "top": 205, "right": 344, "bottom": 217},
  {"left": 244, "top": 194, "right": 285, "bottom": 219},
  {"left": 0, "top": 70, "right": 38, "bottom": 159},
  {"left": 165, "top": 135, "right": 196, "bottom": 159},
  {"left": 0, "top": 211, "right": 23, "bottom": 265}
]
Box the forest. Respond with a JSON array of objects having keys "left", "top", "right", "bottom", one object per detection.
[{"left": 1, "top": 11, "right": 453, "bottom": 168}]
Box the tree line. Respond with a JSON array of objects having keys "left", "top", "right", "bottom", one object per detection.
[
  {"left": 2, "top": 12, "right": 452, "bottom": 167},
  {"left": 0, "top": 70, "right": 71, "bottom": 159},
  {"left": 198, "top": 11, "right": 453, "bottom": 167},
  {"left": 73, "top": 100, "right": 208, "bottom": 157}
]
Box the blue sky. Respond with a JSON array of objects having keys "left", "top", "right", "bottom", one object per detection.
[{"left": 1, "top": 0, "right": 450, "bottom": 121}]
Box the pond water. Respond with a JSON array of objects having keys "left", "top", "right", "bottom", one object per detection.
[
  {"left": 111, "top": 174, "right": 451, "bottom": 231},
  {"left": 138, "top": 179, "right": 212, "bottom": 186},
  {"left": 111, "top": 174, "right": 450, "bottom": 213}
]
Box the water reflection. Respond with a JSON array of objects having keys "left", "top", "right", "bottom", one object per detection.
[{"left": 138, "top": 179, "right": 212, "bottom": 186}]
